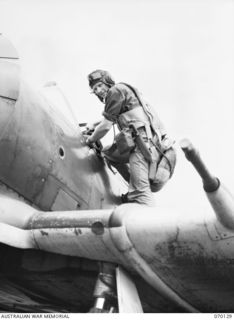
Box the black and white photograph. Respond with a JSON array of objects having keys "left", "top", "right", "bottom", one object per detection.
[{"left": 0, "top": 0, "right": 234, "bottom": 317}]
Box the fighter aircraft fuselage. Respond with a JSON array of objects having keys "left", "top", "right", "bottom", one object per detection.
[
  {"left": 1, "top": 35, "right": 234, "bottom": 314},
  {"left": 0, "top": 62, "right": 125, "bottom": 212}
]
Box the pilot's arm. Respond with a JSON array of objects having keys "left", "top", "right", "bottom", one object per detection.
[
  {"left": 86, "top": 86, "right": 123, "bottom": 145},
  {"left": 86, "top": 117, "right": 113, "bottom": 145}
]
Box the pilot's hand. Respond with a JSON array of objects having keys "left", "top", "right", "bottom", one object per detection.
[
  {"left": 85, "top": 136, "right": 95, "bottom": 148},
  {"left": 85, "top": 123, "right": 95, "bottom": 133}
]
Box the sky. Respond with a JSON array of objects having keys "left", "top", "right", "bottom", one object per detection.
[{"left": 1, "top": 0, "right": 234, "bottom": 211}]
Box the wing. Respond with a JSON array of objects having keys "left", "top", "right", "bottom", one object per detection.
[{"left": 0, "top": 196, "right": 200, "bottom": 312}]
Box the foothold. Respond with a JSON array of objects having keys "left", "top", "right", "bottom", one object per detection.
[
  {"left": 59, "top": 146, "right": 65, "bottom": 159},
  {"left": 91, "top": 221, "right": 104, "bottom": 235}
]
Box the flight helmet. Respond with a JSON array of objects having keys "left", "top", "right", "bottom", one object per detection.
[{"left": 88, "top": 70, "right": 115, "bottom": 89}]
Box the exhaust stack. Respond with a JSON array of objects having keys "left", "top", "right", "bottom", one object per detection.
[{"left": 180, "top": 138, "right": 234, "bottom": 230}]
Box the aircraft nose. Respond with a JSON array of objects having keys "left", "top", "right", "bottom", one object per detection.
[{"left": 0, "top": 35, "right": 20, "bottom": 133}]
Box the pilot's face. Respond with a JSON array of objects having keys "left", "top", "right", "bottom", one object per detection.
[{"left": 92, "top": 81, "right": 109, "bottom": 101}]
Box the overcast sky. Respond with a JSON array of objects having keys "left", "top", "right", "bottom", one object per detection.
[{"left": 1, "top": 0, "right": 234, "bottom": 211}]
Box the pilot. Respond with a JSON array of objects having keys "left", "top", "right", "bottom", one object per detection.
[{"left": 86, "top": 70, "right": 174, "bottom": 206}]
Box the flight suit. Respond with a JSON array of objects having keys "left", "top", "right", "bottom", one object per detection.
[{"left": 102, "top": 83, "right": 162, "bottom": 206}]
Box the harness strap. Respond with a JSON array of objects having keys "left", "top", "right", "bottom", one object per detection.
[
  {"left": 120, "top": 82, "right": 163, "bottom": 142},
  {"left": 121, "top": 83, "right": 175, "bottom": 176}
]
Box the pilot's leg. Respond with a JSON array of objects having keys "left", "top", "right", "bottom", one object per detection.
[
  {"left": 107, "top": 161, "right": 130, "bottom": 182},
  {"left": 127, "top": 146, "right": 155, "bottom": 207},
  {"left": 102, "top": 144, "right": 130, "bottom": 182}
]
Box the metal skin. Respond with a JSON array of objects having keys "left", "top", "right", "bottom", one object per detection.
[
  {"left": 0, "top": 67, "right": 125, "bottom": 211},
  {"left": 1, "top": 36, "right": 234, "bottom": 313}
]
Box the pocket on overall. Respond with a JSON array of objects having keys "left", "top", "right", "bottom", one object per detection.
[{"left": 115, "top": 128, "right": 135, "bottom": 154}]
